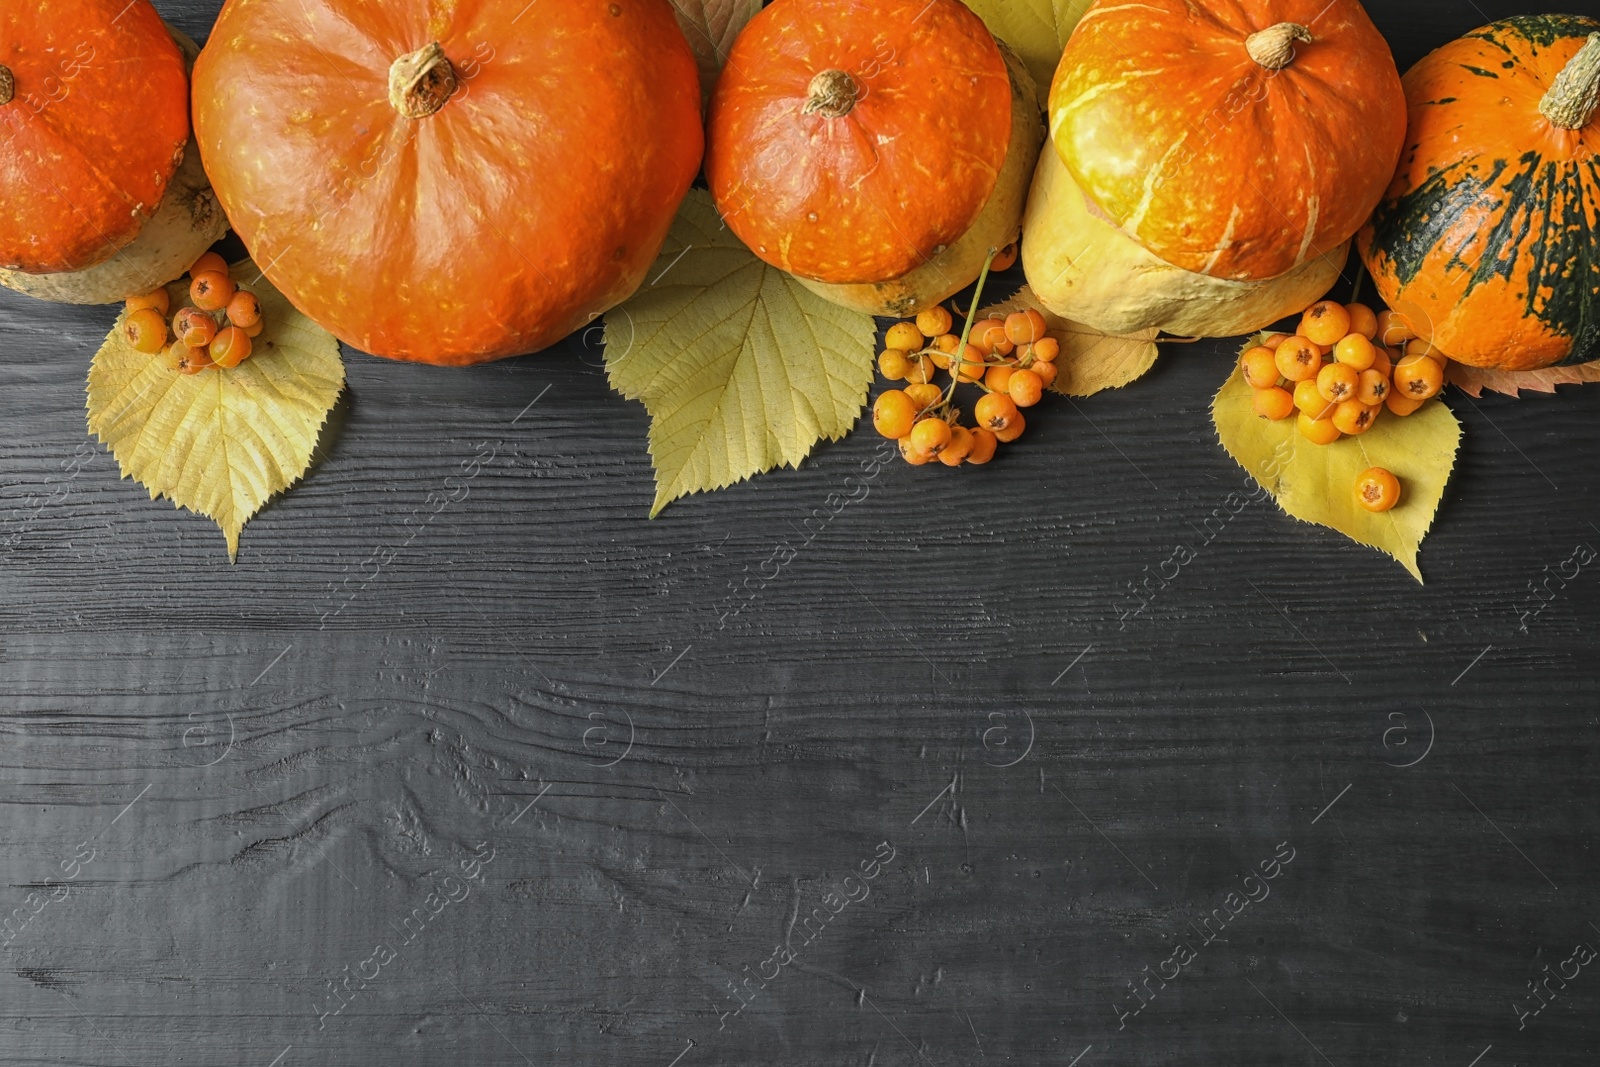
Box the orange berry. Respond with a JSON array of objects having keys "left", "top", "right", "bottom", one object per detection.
[
  {"left": 174, "top": 307, "right": 217, "bottom": 349},
  {"left": 933, "top": 333, "right": 961, "bottom": 356},
  {"left": 171, "top": 341, "right": 213, "bottom": 375},
  {"left": 873, "top": 390, "right": 917, "bottom": 439},
  {"left": 974, "top": 392, "right": 1020, "bottom": 432},
  {"left": 910, "top": 417, "right": 952, "bottom": 457},
  {"left": 1354, "top": 467, "right": 1402, "bottom": 513},
  {"left": 1253, "top": 386, "right": 1295, "bottom": 421},
  {"left": 191, "top": 270, "right": 236, "bottom": 313},
  {"left": 1240, "top": 345, "right": 1280, "bottom": 389},
  {"left": 1029, "top": 336, "right": 1060, "bottom": 363},
  {"left": 898, "top": 436, "right": 934, "bottom": 466},
  {"left": 1317, "top": 361, "right": 1359, "bottom": 404},
  {"left": 985, "top": 365, "right": 1015, "bottom": 393},
  {"left": 1404, "top": 337, "right": 1445, "bottom": 365},
  {"left": 972, "top": 319, "right": 1012, "bottom": 357},
  {"left": 1344, "top": 303, "right": 1379, "bottom": 340},
  {"left": 227, "top": 289, "right": 262, "bottom": 328},
  {"left": 916, "top": 306, "right": 954, "bottom": 338},
  {"left": 904, "top": 382, "right": 943, "bottom": 412},
  {"left": 954, "top": 344, "right": 987, "bottom": 383},
  {"left": 1356, "top": 368, "right": 1390, "bottom": 406},
  {"left": 1375, "top": 309, "right": 1417, "bottom": 347},
  {"left": 1008, "top": 368, "right": 1044, "bottom": 407},
  {"left": 939, "top": 425, "right": 975, "bottom": 467},
  {"left": 994, "top": 412, "right": 1026, "bottom": 443},
  {"left": 1263, "top": 332, "right": 1291, "bottom": 349},
  {"left": 1386, "top": 390, "right": 1426, "bottom": 417},
  {"left": 1333, "top": 333, "right": 1377, "bottom": 371},
  {"left": 1394, "top": 353, "right": 1444, "bottom": 400},
  {"left": 966, "top": 428, "right": 999, "bottom": 465},
  {"left": 1274, "top": 336, "right": 1322, "bottom": 382},
  {"left": 125, "top": 287, "right": 170, "bottom": 316},
  {"left": 1332, "top": 399, "right": 1379, "bottom": 435},
  {"left": 1031, "top": 361, "right": 1058, "bottom": 389},
  {"left": 210, "top": 326, "right": 254, "bottom": 369},
  {"left": 1372, "top": 347, "right": 1394, "bottom": 378},
  {"left": 885, "top": 321, "right": 923, "bottom": 352},
  {"left": 878, "top": 349, "right": 912, "bottom": 380},
  {"left": 241, "top": 318, "right": 265, "bottom": 338},
  {"left": 1293, "top": 378, "right": 1334, "bottom": 419},
  {"left": 1300, "top": 300, "right": 1352, "bottom": 346},
  {"left": 189, "top": 251, "right": 228, "bottom": 278},
  {"left": 991, "top": 242, "right": 1018, "bottom": 272},
  {"left": 1005, "top": 309, "right": 1047, "bottom": 346},
  {"left": 903, "top": 354, "right": 935, "bottom": 385},
  {"left": 1297, "top": 411, "right": 1342, "bottom": 444},
  {"left": 122, "top": 307, "right": 168, "bottom": 354}
]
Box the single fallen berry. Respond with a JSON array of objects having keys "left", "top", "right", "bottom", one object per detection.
[{"left": 1354, "top": 467, "right": 1401, "bottom": 512}]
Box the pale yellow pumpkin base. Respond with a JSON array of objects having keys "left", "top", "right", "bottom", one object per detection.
[
  {"left": 1022, "top": 146, "right": 1348, "bottom": 338},
  {"left": 0, "top": 30, "right": 227, "bottom": 306},
  {"left": 798, "top": 42, "right": 1043, "bottom": 318}
]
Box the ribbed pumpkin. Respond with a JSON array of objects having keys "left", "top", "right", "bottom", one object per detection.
[
  {"left": 706, "top": 0, "right": 1013, "bottom": 289},
  {"left": 1360, "top": 16, "right": 1600, "bottom": 371},
  {"left": 0, "top": 2, "right": 222, "bottom": 303},
  {"left": 1050, "top": 0, "right": 1406, "bottom": 282},
  {"left": 795, "top": 42, "right": 1042, "bottom": 317},
  {"left": 1022, "top": 147, "right": 1347, "bottom": 337},
  {"left": 193, "top": 0, "right": 704, "bottom": 366}
]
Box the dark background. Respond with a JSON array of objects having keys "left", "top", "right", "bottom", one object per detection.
[{"left": 2, "top": 2, "right": 1597, "bottom": 1065}]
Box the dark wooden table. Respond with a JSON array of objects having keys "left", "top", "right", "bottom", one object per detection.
[{"left": 3, "top": 2, "right": 1597, "bottom": 1065}]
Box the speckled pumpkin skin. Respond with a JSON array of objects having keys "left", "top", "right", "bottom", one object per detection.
[
  {"left": 193, "top": 0, "right": 704, "bottom": 366},
  {"left": 0, "top": 1, "right": 190, "bottom": 275},
  {"left": 1359, "top": 15, "right": 1600, "bottom": 371},
  {"left": 706, "top": 0, "right": 1011, "bottom": 286},
  {"left": 1050, "top": 0, "right": 1405, "bottom": 282}
]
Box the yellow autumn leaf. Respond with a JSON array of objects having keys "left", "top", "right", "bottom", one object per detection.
[
  {"left": 671, "top": 0, "right": 762, "bottom": 97},
  {"left": 606, "top": 190, "right": 877, "bottom": 517},
  {"left": 1212, "top": 337, "right": 1461, "bottom": 582},
  {"left": 86, "top": 261, "right": 344, "bottom": 560},
  {"left": 958, "top": 0, "right": 1090, "bottom": 93},
  {"left": 979, "top": 285, "right": 1160, "bottom": 397}
]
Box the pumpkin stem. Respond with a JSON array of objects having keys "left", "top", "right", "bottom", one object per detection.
[
  {"left": 1246, "top": 22, "right": 1313, "bottom": 71},
  {"left": 389, "top": 42, "right": 457, "bottom": 120},
  {"left": 1539, "top": 32, "right": 1600, "bottom": 131},
  {"left": 0, "top": 64, "right": 13, "bottom": 107},
  {"left": 803, "top": 69, "right": 859, "bottom": 119}
]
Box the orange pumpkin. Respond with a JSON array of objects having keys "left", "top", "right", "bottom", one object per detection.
[
  {"left": 1360, "top": 16, "right": 1600, "bottom": 371},
  {"left": 0, "top": 1, "right": 190, "bottom": 275},
  {"left": 705, "top": 0, "right": 1012, "bottom": 285},
  {"left": 193, "top": 0, "right": 704, "bottom": 366},
  {"left": 1049, "top": 0, "right": 1406, "bottom": 282}
]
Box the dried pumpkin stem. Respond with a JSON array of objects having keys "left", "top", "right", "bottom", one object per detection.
[
  {"left": 1539, "top": 32, "right": 1600, "bottom": 131},
  {"left": 0, "top": 64, "right": 14, "bottom": 107},
  {"left": 803, "top": 69, "right": 859, "bottom": 118},
  {"left": 389, "top": 42, "right": 457, "bottom": 120},
  {"left": 1246, "top": 22, "right": 1313, "bottom": 71}
]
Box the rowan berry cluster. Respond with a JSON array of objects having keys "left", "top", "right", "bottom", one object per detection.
[
  {"left": 872, "top": 298, "right": 1060, "bottom": 468},
  {"left": 120, "top": 252, "right": 263, "bottom": 374},
  {"left": 1241, "top": 299, "right": 1433, "bottom": 514}
]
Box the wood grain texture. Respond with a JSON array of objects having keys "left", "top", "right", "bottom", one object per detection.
[{"left": 1, "top": 2, "right": 1597, "bottom": 1065}]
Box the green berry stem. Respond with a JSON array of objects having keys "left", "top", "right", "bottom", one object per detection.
[{"left": 944, "top": 247, "right": 1001, "bottom": 408}]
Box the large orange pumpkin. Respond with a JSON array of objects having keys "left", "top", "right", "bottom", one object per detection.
[
  {"left": 193, "top": 0, "right": 704, "bottom": 366},
  {"left": 1049, "top": 0, "right": 1406, "bottom": 282},
  {"left": 0, "top": 0, "right": 190, "bottom": 275},
  {"left": 1360, "top": 16, "right": 1600, "bottom": 371},
  {"left": 705, "top": 0, "right": 1012, "bottom": 286}
]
